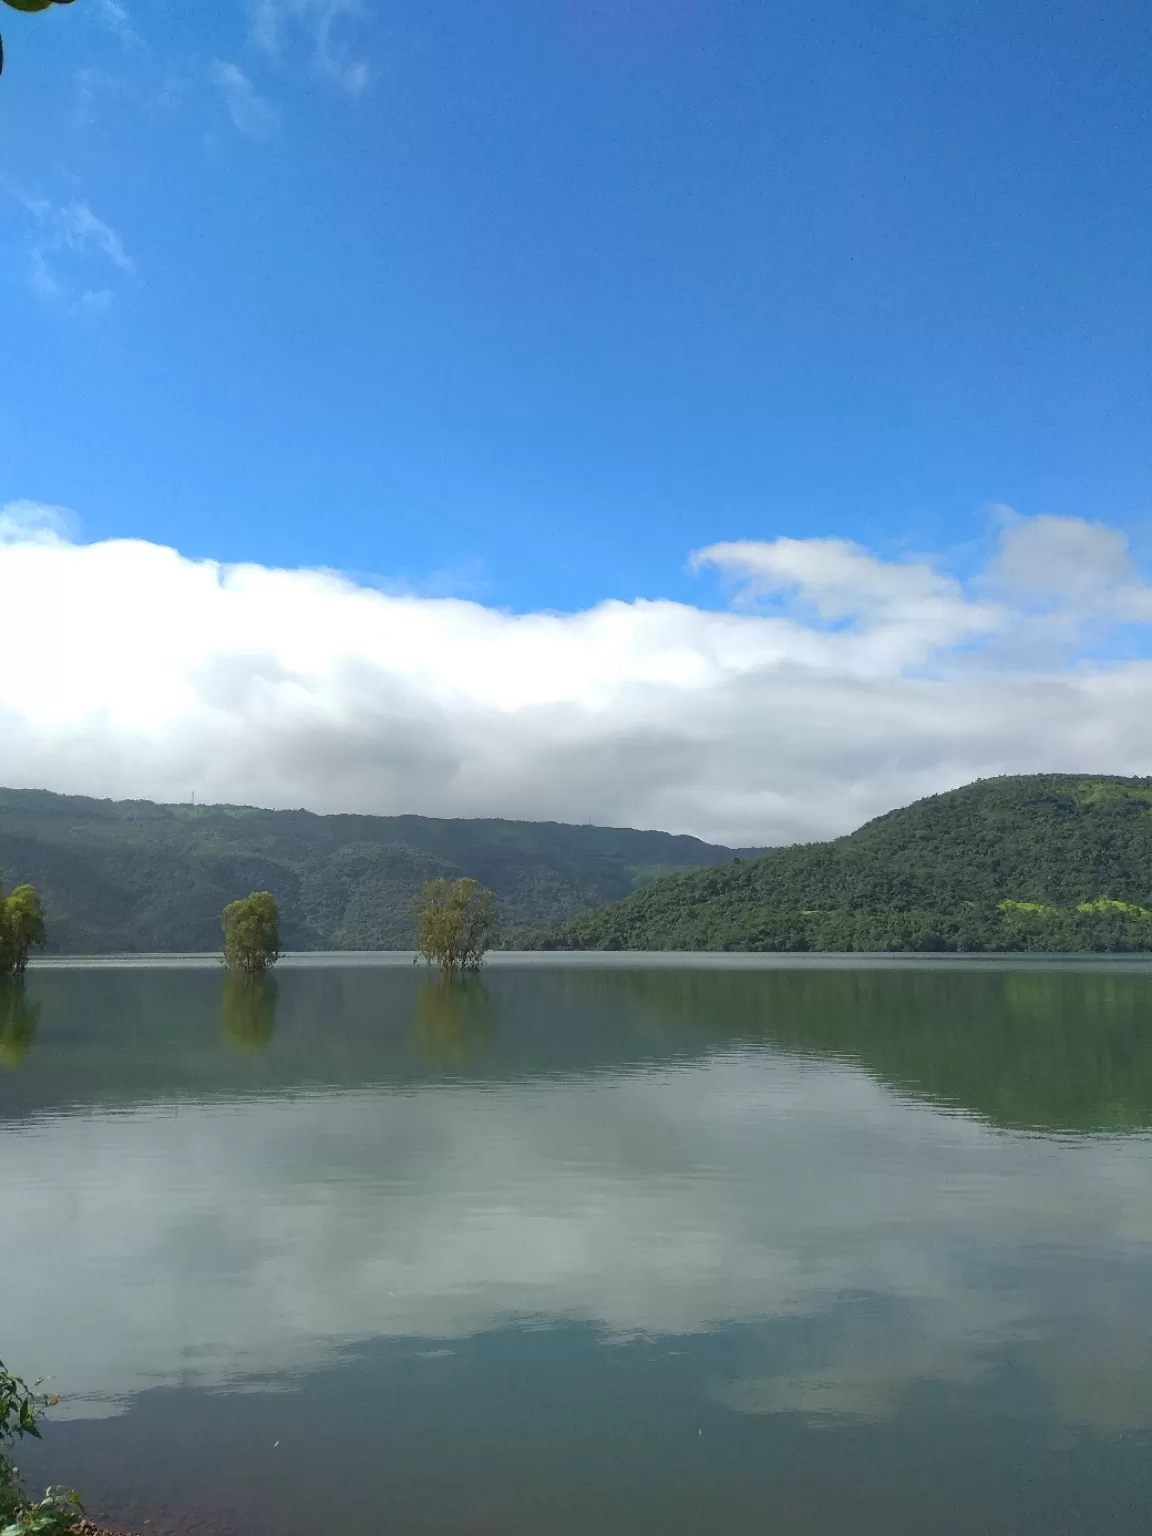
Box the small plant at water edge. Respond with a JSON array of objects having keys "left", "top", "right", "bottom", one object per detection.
[{"left": 0, "top": 1360, "right": 82, "bottom": 1536}]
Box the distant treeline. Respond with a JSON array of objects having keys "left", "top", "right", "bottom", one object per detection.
[
  {"left": 532, "top": 901, "right": 1152, "bottom": 954},
  {"left": 0, "top": 786, "right": 758, "bottom": 953}
]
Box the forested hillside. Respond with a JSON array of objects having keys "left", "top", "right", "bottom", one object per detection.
[
  {"left": 0, "top": 788, "right": 757, "bottom": 953},
  {"left": 525, "top": 776, "right": 1152, "bottom": 952}
]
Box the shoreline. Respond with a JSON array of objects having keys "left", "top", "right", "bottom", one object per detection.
[
  {"left": 24, "top": 947, "right": 1152, "bottom": 973},
  {"left": 75, "top": 1514, "right": 234, "bottom": 1536}
]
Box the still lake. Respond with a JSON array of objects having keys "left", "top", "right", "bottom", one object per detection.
[{"left": 5, "top": 955, "right": 1152, "bottom": 1535}]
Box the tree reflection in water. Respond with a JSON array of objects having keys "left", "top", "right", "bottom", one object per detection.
[
  {"left": 0, "top": 980, "right": 40, "bottom": 1071},
  {"left": 411, "top": 977, "right": 494, "bottom": 1068},
  {"left": 219, "top": 973, "right": 278, "bottom": 1055}
]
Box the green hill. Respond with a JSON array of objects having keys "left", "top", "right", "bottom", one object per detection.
[
  {"left": 524, "top": 775, "right": 1152, "bottom": 952},
  {"left": 0, "top": 787, "right": 758, "bottom": 954}
]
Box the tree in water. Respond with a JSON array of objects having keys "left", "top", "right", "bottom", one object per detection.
[
  {"left": 222, "top": 892, "right": 281, "bottom": 975},
  {"left": 219, "top": 973, "right": 278, "bottom": 1054},
  {"left": 0, "top": 0, "right": 77, "bottom": 77},
  {"left": 410, "top": 877, "right": 497, "bottom": 979},
  {"left": 0, "top": 877, "right": 46, "bottom": 979}
]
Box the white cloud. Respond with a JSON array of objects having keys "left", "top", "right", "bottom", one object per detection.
[
  {"left": 2, "top": 506, "right": 1152, "bottom": 844},
  {"left": 250, "top": 0, "right": 370, "bottom": 95},
  {"left": 94, "top": 0, "right": 144, "bottom": 50},
  {"left": 989, "top": 510, "right": 1152, "bottom": 626},
  {"left": 75, "top": 285, "right": 115, "bottom": 315},
  {"left": 210, "top": 59, "right": 279, "bottom": 139},
  {"left": 992, "top": 512, "right": 1134, "bottom": 598},
  {"left": 693, "top": 535, "right": 1003, "bottom": 666},
  {"left": 27, "top": 248, "right": 63, "bottom": 301},
  {"left": 48, "top": 198, "right": 134, "bottom": 273},
  {"left": 10, "top": 191, "right": 135, "bottom": 311},
  {"left": 0, "top": 500, "right": 76, "bottom": 546}
]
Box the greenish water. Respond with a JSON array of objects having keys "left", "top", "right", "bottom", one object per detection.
[{"left": 5, "top": 958, "right": 1152, "bottom": 1535}]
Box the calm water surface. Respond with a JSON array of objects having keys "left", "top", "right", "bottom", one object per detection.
[{"left": 5, "top": 958, "right": 1152, "bottom": 1535}]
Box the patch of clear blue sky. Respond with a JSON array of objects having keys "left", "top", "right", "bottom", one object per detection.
[{"left": 1, "top": 0, "right": 1150, "bottom": 613}]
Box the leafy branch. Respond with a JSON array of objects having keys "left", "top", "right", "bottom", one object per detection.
[
  {"left": 0, "top": 1362, "right": 82, "bottom": 1536},
  {"left": 0, "top": 0, "right": 77, "bottom": 78}
]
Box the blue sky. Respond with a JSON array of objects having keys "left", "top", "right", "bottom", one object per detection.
[
  {"left": 4, "top": 0, "right": 1151, "bottom": 608},
  {"left": 2, "top": 0, "right": 1152, "bottom": 840}
]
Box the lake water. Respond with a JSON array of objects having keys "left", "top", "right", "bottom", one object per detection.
[{"left": 5, "top": 956, "right": 1152, "bottom": 1535}]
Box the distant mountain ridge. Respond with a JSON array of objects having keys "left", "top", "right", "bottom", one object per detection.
[
  {"left": 0, "top": 786, "right": 761, "bottom": 954},
  {"left": 525, "top": 775, "right": 1152, "bottom": 953}
]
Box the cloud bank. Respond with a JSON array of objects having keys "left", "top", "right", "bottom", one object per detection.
[{"left": 2, "top": 502, "right": 1152, "bottom": 845}]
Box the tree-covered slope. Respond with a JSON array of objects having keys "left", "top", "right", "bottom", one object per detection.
[
  {"left": 525, "top": 776, "right": 1152, "bottom": 952},
  {"left": 0, "top": 787, "right": 758, "bottom": 953}
]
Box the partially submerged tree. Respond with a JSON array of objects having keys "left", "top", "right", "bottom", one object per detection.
[
  {"left": 0, "top": 0, "right": 77, "bottom": 78},
  {"left": 0, "top": 878, "right": 46, "bottom": 979},
  {"left": 221, "top": 891, "right": 281, "bottom": 975},
  {"left": 410, "top": 877, "right": 497, "bottom": 978},
  {"left": 4, "top": 886, "right": 46, "bottom": 977}
]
